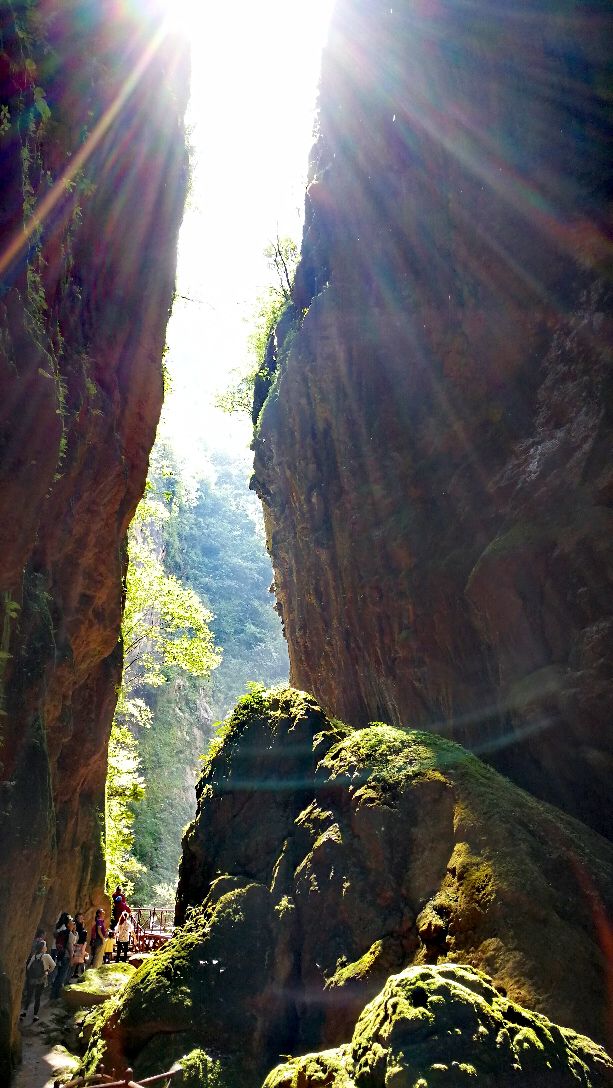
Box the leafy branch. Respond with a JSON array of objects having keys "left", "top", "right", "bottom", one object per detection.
[{"left": 217, "top": 235, "right": 299, "bottom": 419}]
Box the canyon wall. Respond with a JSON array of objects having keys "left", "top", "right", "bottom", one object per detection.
[
  {"left": 0, "top": 2, "right": 188, "bottom": 1077},
  {"left": 252, "top": 0, "right": 613, "bottom": 837}
]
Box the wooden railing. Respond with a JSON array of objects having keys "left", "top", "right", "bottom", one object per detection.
[
  {"left": 130, "top": 906, "right": 174, "bottom": 953},
  {"left": 60, "top": 1065, "right": 181, "bottom": 1087}
]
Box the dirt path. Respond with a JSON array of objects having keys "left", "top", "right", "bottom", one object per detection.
[{"left": 13, "top": 994, "right": 79, "bottom": 1088}]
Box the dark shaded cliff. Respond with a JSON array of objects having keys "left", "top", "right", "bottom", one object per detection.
[
  {"left": 86, "top": 690, "right": 613, "bottom": 1083},
  {"left": 0, "top": 1, "right": 188, "bottom": 1078},
  {"left": 251, "top": 0, "right": 613, "bottom": 838}
]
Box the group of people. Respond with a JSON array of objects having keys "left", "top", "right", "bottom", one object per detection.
[{"left": 20, "top": 886, "right": 135, "bottom": 1023}]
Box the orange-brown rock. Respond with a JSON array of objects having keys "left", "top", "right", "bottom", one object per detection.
[
  {"left": 0, "top": 2, "right": 188, "bottom": 1078},
  {"left": 251, "top": 0, "right": 613, "bottom": 838}
]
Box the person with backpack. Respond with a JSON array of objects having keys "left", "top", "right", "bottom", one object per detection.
[
  {"left": 20, "top": 939, "right": 54, "bottom": 1022},
  {"left": 112, "top": 886, "right": 130, "bottom": 925},
  {"left": 27, "top": 928, "right": 46, "bottom": 963}
]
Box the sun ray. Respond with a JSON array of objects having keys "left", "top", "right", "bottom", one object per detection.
[{"left": 0, "top": 18, "right": 170, "bottom": 280}]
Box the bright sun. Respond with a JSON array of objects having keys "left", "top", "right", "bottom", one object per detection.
[
  {"left": 145, "top": 0, "right": 335, "bottom": 46},
  {"left": 158, "top": 0, "right": 200, "bottom": 35},
  {"left": 132, "top": 0, "right": 336, "bottom": 464}
]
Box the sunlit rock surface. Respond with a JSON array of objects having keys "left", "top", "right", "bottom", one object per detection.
[
  {"left": 62, "top": 963, "right": 136, "bottom": 1011},
  {"left": 0, "top": 3, "right": 188, "bottom": 1077},
  {"left": 264, "top": 964, "right": 613, "bottom": 1088},
  {"left": 251, "top": 0, "right": 613, "bottom": 839},
  {"left": 86, "top": 690, "right": 612, "bottom": 1084}
]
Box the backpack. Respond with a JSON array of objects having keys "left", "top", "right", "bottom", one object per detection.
[{"left": 27, "top": 955, "right": 45, "bottom": 983}]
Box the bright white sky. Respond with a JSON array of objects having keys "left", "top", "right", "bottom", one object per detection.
[{"left": 155, "top": 0, "right": 335, "bottom": 473}]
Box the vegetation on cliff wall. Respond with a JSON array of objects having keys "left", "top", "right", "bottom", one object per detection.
[
  {"left": 106, "top": 467, "right": 221, "bottom": 897},
  {"left": 165, "top": 451, "right": 289, "bottom": 713},
  {"left": 218, "top": 237, "right": 299, "bottom": 423}
]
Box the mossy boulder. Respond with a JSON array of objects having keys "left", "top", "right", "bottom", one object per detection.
[
  {"left": 62, "top": 963, "right": 136, "bottom": 1010},
  {"left": 264, "top": 964, "right": 613, "bottom": 1087},
  {"left": 84, "top": 880, "right": 282, "bottom": 1084},
  {"left": 178, "top": 1048, "right": 245, "bottom": 1088},
  {"left": 86, "top": 688, "right": 613, "bottom": 1083}
]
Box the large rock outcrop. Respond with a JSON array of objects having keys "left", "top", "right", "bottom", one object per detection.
[
  {"left": 0, "top": 2, "right": 188, "bottom": 1078},
  {"left": 251, "top": 0, "right": 613, "bottom": 838},
  {"left": 264, "top": 964, "right": 613, "bottom": 1088},
  {"left": 86, "top": 689, "right": 612, "bottom": 1084}
]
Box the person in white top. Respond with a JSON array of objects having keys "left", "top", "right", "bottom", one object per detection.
[
  {"left": 115, "top": 911, "right": 134, "bottom": 962},
  {"left": 20, "top": 940, "right": 55, "bottom": 1021}
]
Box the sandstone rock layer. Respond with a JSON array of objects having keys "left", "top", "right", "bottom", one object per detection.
[
  {"left": 251, "top": 0, "right": 613, "bottom": 839},
  {"left": 87, "top": 690, "right": 613, "bottom": 1084},
  {"left": 0, "top": 3, "right": 188, "bottom": 1077}
]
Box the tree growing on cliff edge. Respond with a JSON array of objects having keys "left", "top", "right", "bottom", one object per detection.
[
  {"left": 105, "top": 465, "right": 221, "bottom": 897},
  {"left": 217, "top": 235, "right": 299, "bottom": 418}
]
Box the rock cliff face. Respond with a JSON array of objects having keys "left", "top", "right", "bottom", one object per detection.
[
  {"left": 86, "top": 690, "right": 613, "bottom": 1084},
  {"left": 0, "top": 2, "right": 188, "bottom": 1077},
  {"left": 251, "top": 0, "right": 613, "bottom": 838}
]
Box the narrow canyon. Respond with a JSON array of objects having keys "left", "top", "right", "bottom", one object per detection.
[{"left": 0, "top": 0, "right": 611, "bottom": 1085}]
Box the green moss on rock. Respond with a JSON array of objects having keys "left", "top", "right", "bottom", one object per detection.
[
  {"left": 62, "top": 963, "right": 135, "bottom": 1010},
  {"left": 317, "top": 721, "right": 470, "bottom": 793},
  {"left": 265, "top": 965, "right": 613, "bottom": 1087},
  {"left": 86, "top": 688, "right": 613, "bottom": 1083},
  {"left": 85, "top": 881, "right": 277, "bottom": 1080},
  {"left": 264, "top": 1049, "right": 356, "bottom": 1088},
  {"left": 179, "top": 1047, "right": 247, "bottom": 1088},
  {"left": 327, "top": 940, "right": 385, "bottom": 990}
]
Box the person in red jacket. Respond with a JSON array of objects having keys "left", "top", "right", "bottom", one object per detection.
[{"left": 112, "top": 886, "right": 131, "bottom": 925}]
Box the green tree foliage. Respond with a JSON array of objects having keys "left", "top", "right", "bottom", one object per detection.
[
  {"left": 106, "top": 721, "right": 146, "bottom": 893},
  {"left": 128, "top": 447, "right": 288, "bottom": 904},
  {"left": 106, "top": 436, "right": 288, "bottom": 905},
  {"left": 165, "top": 451, "right": 289, "bottom": 716},
  {"left": 105, "top": 463, "right": 221, "bottom": 898},
  {"left": 217, "top": 236, "right": 298, "bottom": 417},
  {"left": 130, "top": 670, "right": 213, "bottom": 904},
  {"left": 123, "top": 498, "right": 219, "bottom": 684}
]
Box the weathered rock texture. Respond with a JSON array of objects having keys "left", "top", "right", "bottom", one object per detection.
[
  {"left": 86, "top": 690, "right": 613, "bottom": 1084},
  {"left": 251, "top": 0, "right": 613, "bottom": 838},
  {"left": 264, "top": 964, "right": 613, "bottom": 1088},
  {"left": 0, "top": 2, "right": 188, "bottom": 1078}
]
